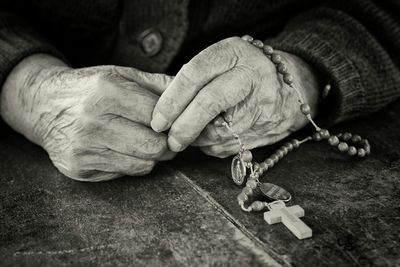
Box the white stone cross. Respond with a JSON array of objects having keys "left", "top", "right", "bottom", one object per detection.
[{"left": 264, "top": 202, "right": 312, "bottom": 240}]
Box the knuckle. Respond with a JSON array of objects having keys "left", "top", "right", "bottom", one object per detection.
[
  {"left": 91, "top": 72, "right": 108, "bottom": 87},
  {"left": 73, "top": 119, "right": 101, "bottom": 144},
  {"left": 81, "top": 75, "right": 116, "bottom": 115}
]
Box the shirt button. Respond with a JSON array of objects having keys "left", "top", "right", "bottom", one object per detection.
[{"left": 138, "top": 29, "right": 163, "bottom": 57}]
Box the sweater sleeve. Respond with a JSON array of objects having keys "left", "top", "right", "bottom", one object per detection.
[
  {"left": 0, "top": 12, "right": 65, "bottom": 90},
  {"left": 268, "top": 1, "right": 400, "bottom": 125}
]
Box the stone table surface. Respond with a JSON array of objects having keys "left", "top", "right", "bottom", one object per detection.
[{"left": 1, "top": 100, "right": 400, "bottom": 267}]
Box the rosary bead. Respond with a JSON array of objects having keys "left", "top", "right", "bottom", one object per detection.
[
  {"left": 284, "top": 142, "right": 294, "bottom": 151},
  {"left": 320, "top": 129, "right": 330, "bottom": 139},
  {"left": 263, "top": 45, "right": 274, "bottom": 55},
  {"left": 348, "top": 146, "right": 357, "bottom": 156},
  {"left": 249, "top": 172, "right": 259, "bottom": 180},
  {"left": 351, "top": 134, "right": 362, "bottom": 143},
  {"left": 271, "top": 154, "right": 280, "bottom": 164},
  {"left": 250, "top": 201, "right": 265, "bottom": 212},
  {"left": 241, "top": 35, "right": 253, "bottom": 42},
  {"left": 276, "top": 149, "right": 285, "bottom": 159},
  {"left": 283, "top": 73, "right": 294, "bottom": 85},
  {"left": 257, "top": 168, "right": 264, "bottom": 176},
  {"left": 322, "top": 84, "right": 332, "bottom": 99},
  {"left": 328, "top": 136, "right": 340, "bottom": 146},
  {"left": 242, "top": 150, "right": 253, "bottom": 163},
  {"left": 277, "top": 63, "right": 288, "bottom": 74},
  {"left": 360, "top": 140, "right": 371, "bottom": 154},
  {"left": 237, "top": 193, "right": 248, "bottom": 203},
  {"left": 253, "top": 162, "right": 260, "bottom": 172},
  {"left": 271, "top": 53, "right": 282, "bottom": 64},
  {"left": 312, "top": 132, "right": 322, "bottom": 142},
  {"left": 359, "top": 139, "right": 369, "bottom": 147},
  {"left": 357, "top": 148, "right": 366, "bottom": 157},
  {"left": 252, "top": 39, "right": 264, "bottom": 48},
  {"left": 364, "top": 144, "right": 371, "bottom": 155},
  {"left": 342, "top": 132, "right": 352, "bottom": 141},
  {"left": 300, "top": 104, "right": 311, "bottom": 115},
  {"left": 242, "top": 187, "right": 253, "bottom": 196},
  {"left": 338, "top": 142, "right": 349, "bottom": 152},
  {"left": 265, "top": 158, "right": 274, "bottom": 168},
  {"left": 281, "top": 146, "right": 289, "bottom": 155},
  {"left": 259, "top": 162, "right": 268, "bottom": 171},
  {"left": 291, "top": 139, "right": 300, "bottom": 148}
]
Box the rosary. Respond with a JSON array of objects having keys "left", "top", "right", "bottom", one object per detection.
[{"left": 215, "top": 35, "right": 371, "bottom": 240}]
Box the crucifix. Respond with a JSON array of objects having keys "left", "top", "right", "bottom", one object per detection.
[{"left": 264, "top": 201, "right": 312, "bottom": 240}]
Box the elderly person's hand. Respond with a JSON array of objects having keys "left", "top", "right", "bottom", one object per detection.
[
  {"left": 1, "top": 54, "right": 175, "bottom": 181},
  {"left": 151, "top": 37, "right": 321, "bottom": 157}
]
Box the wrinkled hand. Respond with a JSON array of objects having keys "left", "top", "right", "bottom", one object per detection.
[
  {"left": 1, "top": 55, "right": 175, "bottom": 181},
  {"left": 151, "top": 37, "right": 320, "bottom": 157}
]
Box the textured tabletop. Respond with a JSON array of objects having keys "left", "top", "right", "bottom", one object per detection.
[{"left": 1, "top": 100, "right": 400, "bottom": 266}]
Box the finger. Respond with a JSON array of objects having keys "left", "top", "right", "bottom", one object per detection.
[
  {"left": 103, "top": 83, "right": 158, "bottom": 126},
  {"left": 113, "top": 66, "right": 173, "bottom": 95},
  {"left": 200, "top": 129, "right": 292, "bottom": 159},
  {"left": 193, "top": 103, "right": 257, "bottom": 147},
  {"left": 58, "top": 167, "right": 121, "bottom": 182},
  {"left": 98, "top": 116, "right": 170, "bottom": 160},
  {"left": 90, "top": 150, "right": 156, "bottom": 177},
  {"left": 159, "top": 150, "right": 177, "bottom": 161},
  {"left": 200, "top": 139, "right": 241, "bottom": 158},
  {"left": 151, "top": 37, "right": 245, "bottom": 132},
  {"left": 167, "top": 67, "right": 253, "bottom": 152},
  {"left": 70, "top": 148, "right": 156, "bottom": 178}
]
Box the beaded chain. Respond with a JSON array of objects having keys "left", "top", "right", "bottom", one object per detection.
[{"left": 219, "top": 35, "right": 371, "bottom": 213}]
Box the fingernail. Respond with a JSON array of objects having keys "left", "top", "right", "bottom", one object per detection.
[
  {"left": 168, "top": 136, "right": 184, "bottom": 152},
  {"left": 159, "top": 150, "right": 177, "bottom": 161},
  {"left": 151, "top": 113, "right": 169, "bottom": 132}
]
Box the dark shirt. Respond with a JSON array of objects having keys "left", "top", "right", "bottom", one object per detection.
[{"left": 0, "top": 0, "right": 400, "bottom": 124}]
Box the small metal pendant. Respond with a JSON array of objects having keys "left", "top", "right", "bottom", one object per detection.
[
  {"left": 231, "top": 155, "right": 247, "bottom": 185},
  {"left": 260, "top": 183, "right": 291, "bottom": 202}
]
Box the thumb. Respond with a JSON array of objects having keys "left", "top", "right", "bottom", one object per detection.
[{"left": 113, "top": 66, "right": 174, "bottom": 96}]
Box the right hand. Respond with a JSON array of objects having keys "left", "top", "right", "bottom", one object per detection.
[{"left": 0, "top": 54, "right": 175, "bottom": 181}]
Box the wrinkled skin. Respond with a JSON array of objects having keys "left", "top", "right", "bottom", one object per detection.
[
  {"left": 1, "top": 55, "right": 175, "bottom": 181},
  {"left": 1, "top": 36, "right": 320, "bottom": 181},
  {"left": 151, "top": 37, "right": 320, "bottom": 157}
]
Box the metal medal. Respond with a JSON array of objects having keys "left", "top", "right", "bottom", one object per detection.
[
  {"left": 231, "top": 155, "right": 246, "bottom": 185},
  {"left": 260, "top": 183, "right": 291, "bottom": 202}
]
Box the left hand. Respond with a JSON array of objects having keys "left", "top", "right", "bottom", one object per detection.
[{"left": 150, "top": 37, "right": 320, "bottom": 158}]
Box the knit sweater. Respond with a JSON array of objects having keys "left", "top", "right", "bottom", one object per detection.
[{"left": 0, "top": 0, "right": 399, "bottom": 125}]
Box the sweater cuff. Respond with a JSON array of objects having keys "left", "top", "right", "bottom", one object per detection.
[
  {"left": 0, "top": 18, "right": 65, "bottom": 90},
  {"left": 268, "top": 31, "right": 366, "bottom": 126}
]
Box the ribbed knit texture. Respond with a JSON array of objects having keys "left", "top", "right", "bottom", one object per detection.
[
  {"left": 269, "top": 3, "right": 400, "bottom": 124},
  {"left": 0, "top": 0, "right": 399, "bottom": 124},
  {"left": 0, "top": 13, "right": 64, "bottom": 88}
]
